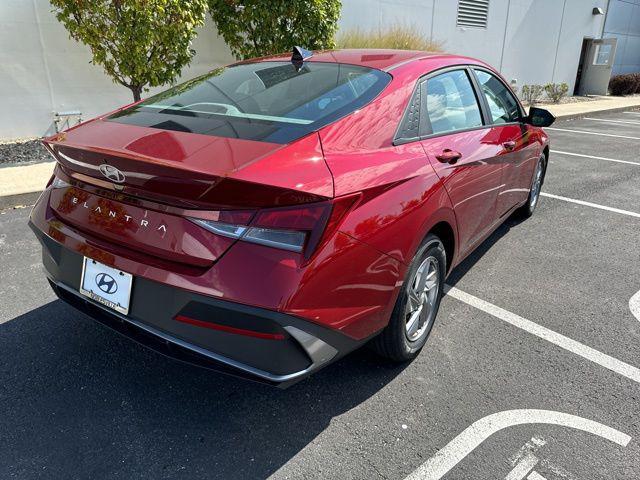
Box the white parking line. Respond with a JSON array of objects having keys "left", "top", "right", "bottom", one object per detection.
[
  {"left": 505, "top": 453, "right": 538, "bottom": 480},
  {"left": 403, "top": 409, "right": 630, "bottom": 480},
  {"left": 584, "top": 117, "right": 640, "bottom": 126},
  {"left": 541, "top": 193, "right": 640, "bottom": 218},
  {"left": 550, "top": 150, "right": 640, "bottom": 166},
  {"left": 525, "top": 470, "right": 546, "bottom": 480},
  {"left": 445, "top": 287, "right": 640, "bottom": 384},
  {"left": 631, "top": 290, "right": 640, "bottom": 323},
  {"left": 507, "top": 438, "right": 547, "bottom": 480},
  {"left": 545, "top": 127, "right": 640, "bottom": 140}
]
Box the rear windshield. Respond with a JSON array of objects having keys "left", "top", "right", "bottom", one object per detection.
[{"left": 108, "top": 62, "right": 391, "bottom": 144}]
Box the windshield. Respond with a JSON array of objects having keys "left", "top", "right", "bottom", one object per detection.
[{"left": 108, "top": 61, "right": 391, "bottom": 144}]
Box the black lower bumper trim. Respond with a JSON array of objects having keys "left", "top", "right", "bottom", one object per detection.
[
  {"left": 31, "top": 221, "right": 363, "bottom": 387},
  {"left": 50, "top": 280, "right": 334, "bottom": 387}
]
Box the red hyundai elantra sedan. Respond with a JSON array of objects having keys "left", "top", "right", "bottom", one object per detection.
[{"left": 30, "top": 48, "right": 554, "bottom": 387}]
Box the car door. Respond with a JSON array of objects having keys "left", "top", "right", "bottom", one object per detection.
[
  {"left": 472, "top": 68, "right": 539, "bottom": 217},
  {"left": 419, "top": 68, "right": 505, "bottom": 257}
]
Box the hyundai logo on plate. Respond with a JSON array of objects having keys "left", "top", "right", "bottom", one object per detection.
[
  {"left": 99, "top": 164, "right": 126, "bottom": 183},
  {"left": 95, "top": 273, "right": 118, "bottom": 294}
]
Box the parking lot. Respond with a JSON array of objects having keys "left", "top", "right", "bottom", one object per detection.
[{"left": 1, "top": 109, "right": 639, "bottom": 479}]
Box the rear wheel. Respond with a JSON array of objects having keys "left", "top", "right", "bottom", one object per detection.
[
  {"left": 517, "top": 154, "right": 546, "bottom": 218},
  {"left": 371, "top": 234, "right": 446, "bottom": 362}
]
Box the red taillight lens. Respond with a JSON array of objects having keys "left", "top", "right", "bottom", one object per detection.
[
  {"left": 250, "top": 203, "right": 332, "bottom": 255},
  {"left": 189, "top": 195, "right": 359, "bottom": 259}
]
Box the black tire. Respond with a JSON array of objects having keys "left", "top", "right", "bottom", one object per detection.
[
  {"left": 516, "top": 154, "right": 546, "bottom": 219},
  {"left": 371, "top": 234, "right": 446, "bottom": 362}
]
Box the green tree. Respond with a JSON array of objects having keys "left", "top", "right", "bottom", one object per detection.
[
  {"left": 50, "top": 0, "right": 208, "bottom": 101},
  {"left": 208, "top": 0, "right": 341, "bottom": 60}
]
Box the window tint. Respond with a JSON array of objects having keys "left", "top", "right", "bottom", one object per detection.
[
  {"left": 425, "top": 70, "right": 483, "bottom": 135},
  {"left": 474, "top": 70, "right": 521, "bottom": 124},
  {"left": 109, "top": 62, "right": 390, "bottom": 144}
]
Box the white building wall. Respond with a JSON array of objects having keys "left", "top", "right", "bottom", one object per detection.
[
  {"left": 499, "top": 0, "right": 607, "bottom": 88},
  {"left": 342, "top": 0, "right": 607, "bottom": 89},
  {"left": 0, "top": 0, "right": 234, "bottom": 140},
  {"left": 0, "top": 0, "right": 615, "bottom": 140},
  {"left": 431, "top": 0, "right": 512, "bottom": 69}
]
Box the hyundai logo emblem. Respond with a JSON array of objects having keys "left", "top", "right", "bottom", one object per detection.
[
  {"left": 99, "top": 164, "right": 126, "bottom": 183},
  {"left": 95, "top": 273, "right": 118, "bottom": 294}
]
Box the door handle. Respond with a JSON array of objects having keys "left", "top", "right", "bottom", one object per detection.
[
  {"left": 435, "top": 149, "right": 462, "bottom": 164},
  {"left": 503, "top": 140, "right": 517, "bottom": 151}
]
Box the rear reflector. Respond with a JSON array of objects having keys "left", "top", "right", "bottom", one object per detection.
[{"left": 174, "top": 315, "right": 286, "bottom": 340}]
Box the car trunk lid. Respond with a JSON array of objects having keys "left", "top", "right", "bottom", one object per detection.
[
  {"left": 45, "top": 119, "right": 333, "bottom": 209},
  {"left": 44, "top": 120, "right": 333, "bottom": 267}
]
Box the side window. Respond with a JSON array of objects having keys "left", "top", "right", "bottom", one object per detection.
[
  {"left": 425, "top": 70, "right": 483, "bottom": 135},
  {"left": 474, "top": 70, "right": 522, "bottom": 124}
]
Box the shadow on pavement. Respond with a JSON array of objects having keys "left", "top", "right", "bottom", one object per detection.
[
  {"left": 446, "top": 213, "right": 528, "bottom": 288},
  {"left": 0, "top": 208, "right": 528, "bottom": 479},
  {"left": 0, "top": 299, "right": 406, "bottom": 479}
]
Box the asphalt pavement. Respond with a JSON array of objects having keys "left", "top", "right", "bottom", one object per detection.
[{"left": 1, "top": 110, "right": 639, "bottom": 479}]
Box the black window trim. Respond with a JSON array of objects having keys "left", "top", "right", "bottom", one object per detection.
[
  {"left": 468, "top": 66, "right": 526, "bottom": 126},
  {"left": 393, "top": 64, "right": 526, "bottom": 146},
  {"left": 392, "top": 76, "right": 427, "bottom": 145},
  {"left": 393, "top": 65, "right": 489, "bottom": 145}
]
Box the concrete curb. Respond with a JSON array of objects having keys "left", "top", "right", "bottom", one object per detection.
[
  {"left": 2, "top": 101, "right": 640, "bottom": 211},
  {"left": 0, "top": 161, "right": 54, "bottom": 211}
]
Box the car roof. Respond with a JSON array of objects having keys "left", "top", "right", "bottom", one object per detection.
[{"left": 235, "top": 49, "right": 454, "bottom": 72}]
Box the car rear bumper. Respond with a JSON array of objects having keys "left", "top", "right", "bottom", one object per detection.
[{"left": 30, "top": 223, "right": 363, "bottom": 388}]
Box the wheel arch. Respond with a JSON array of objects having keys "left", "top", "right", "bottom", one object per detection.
[
  {"left": 428, "top": 221, "right": 456, "bottom": 275},
  {"left": 541, "top": 145, "right": 550, "bottom": 184}
]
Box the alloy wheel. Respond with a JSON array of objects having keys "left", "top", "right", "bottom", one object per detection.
[
  {"left": 404, "top": 256, "right": 440, "bottom": 342},
  {"left": 530, "top": 159, "right": 544, "bottom": 210}
]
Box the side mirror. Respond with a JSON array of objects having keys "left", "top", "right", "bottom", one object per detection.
[{"left": 525, "top": 107, "right": 556, "bottom": 127}]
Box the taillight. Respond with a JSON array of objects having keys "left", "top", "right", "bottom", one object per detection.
[
  {"left": 243, "top": 227, "right": 307, "bottom": 252},
  {"left": 189, "top": 195, "right": 359, "bottom": 259}
]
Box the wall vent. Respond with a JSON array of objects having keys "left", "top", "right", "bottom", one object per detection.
[{"left": 457, "top": 0, "right": 490, "bottom": 28}]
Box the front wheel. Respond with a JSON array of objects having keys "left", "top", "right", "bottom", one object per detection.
[
  {"left": 371, "top": 234, "right": 446, "bottom": 362},
  {"left": 517, "top": 155, "right": 546, "bottom": 218}
]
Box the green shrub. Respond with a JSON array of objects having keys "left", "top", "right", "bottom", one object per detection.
[
  {"left": 520, "top": 84, "right": 545, "bottom": 106},
  {"left": 609, "top": 74, "right": 637, "bottom": 96},
  {"left": 544, "top": 83, "right": 569, "bottom": 103},
  {"left": 209, "top": 0, "right": 341, "bottom": 60},
  {"left": 336, "top": 24, "right": 443, "bottom": 51}
]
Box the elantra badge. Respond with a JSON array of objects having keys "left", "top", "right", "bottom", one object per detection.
[{"left": 99, "top": 164, "right": 126, "bottom": 183}]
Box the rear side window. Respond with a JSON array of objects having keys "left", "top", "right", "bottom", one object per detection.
[
  {"left": 474, "top": 70, "right": 522, "bottom": 124},
  {"left": 108, "top": 62, "right": 390, "bottom": 144},
  {"left": 425, "top": 70, "right": 483, "bottom": 135}
]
